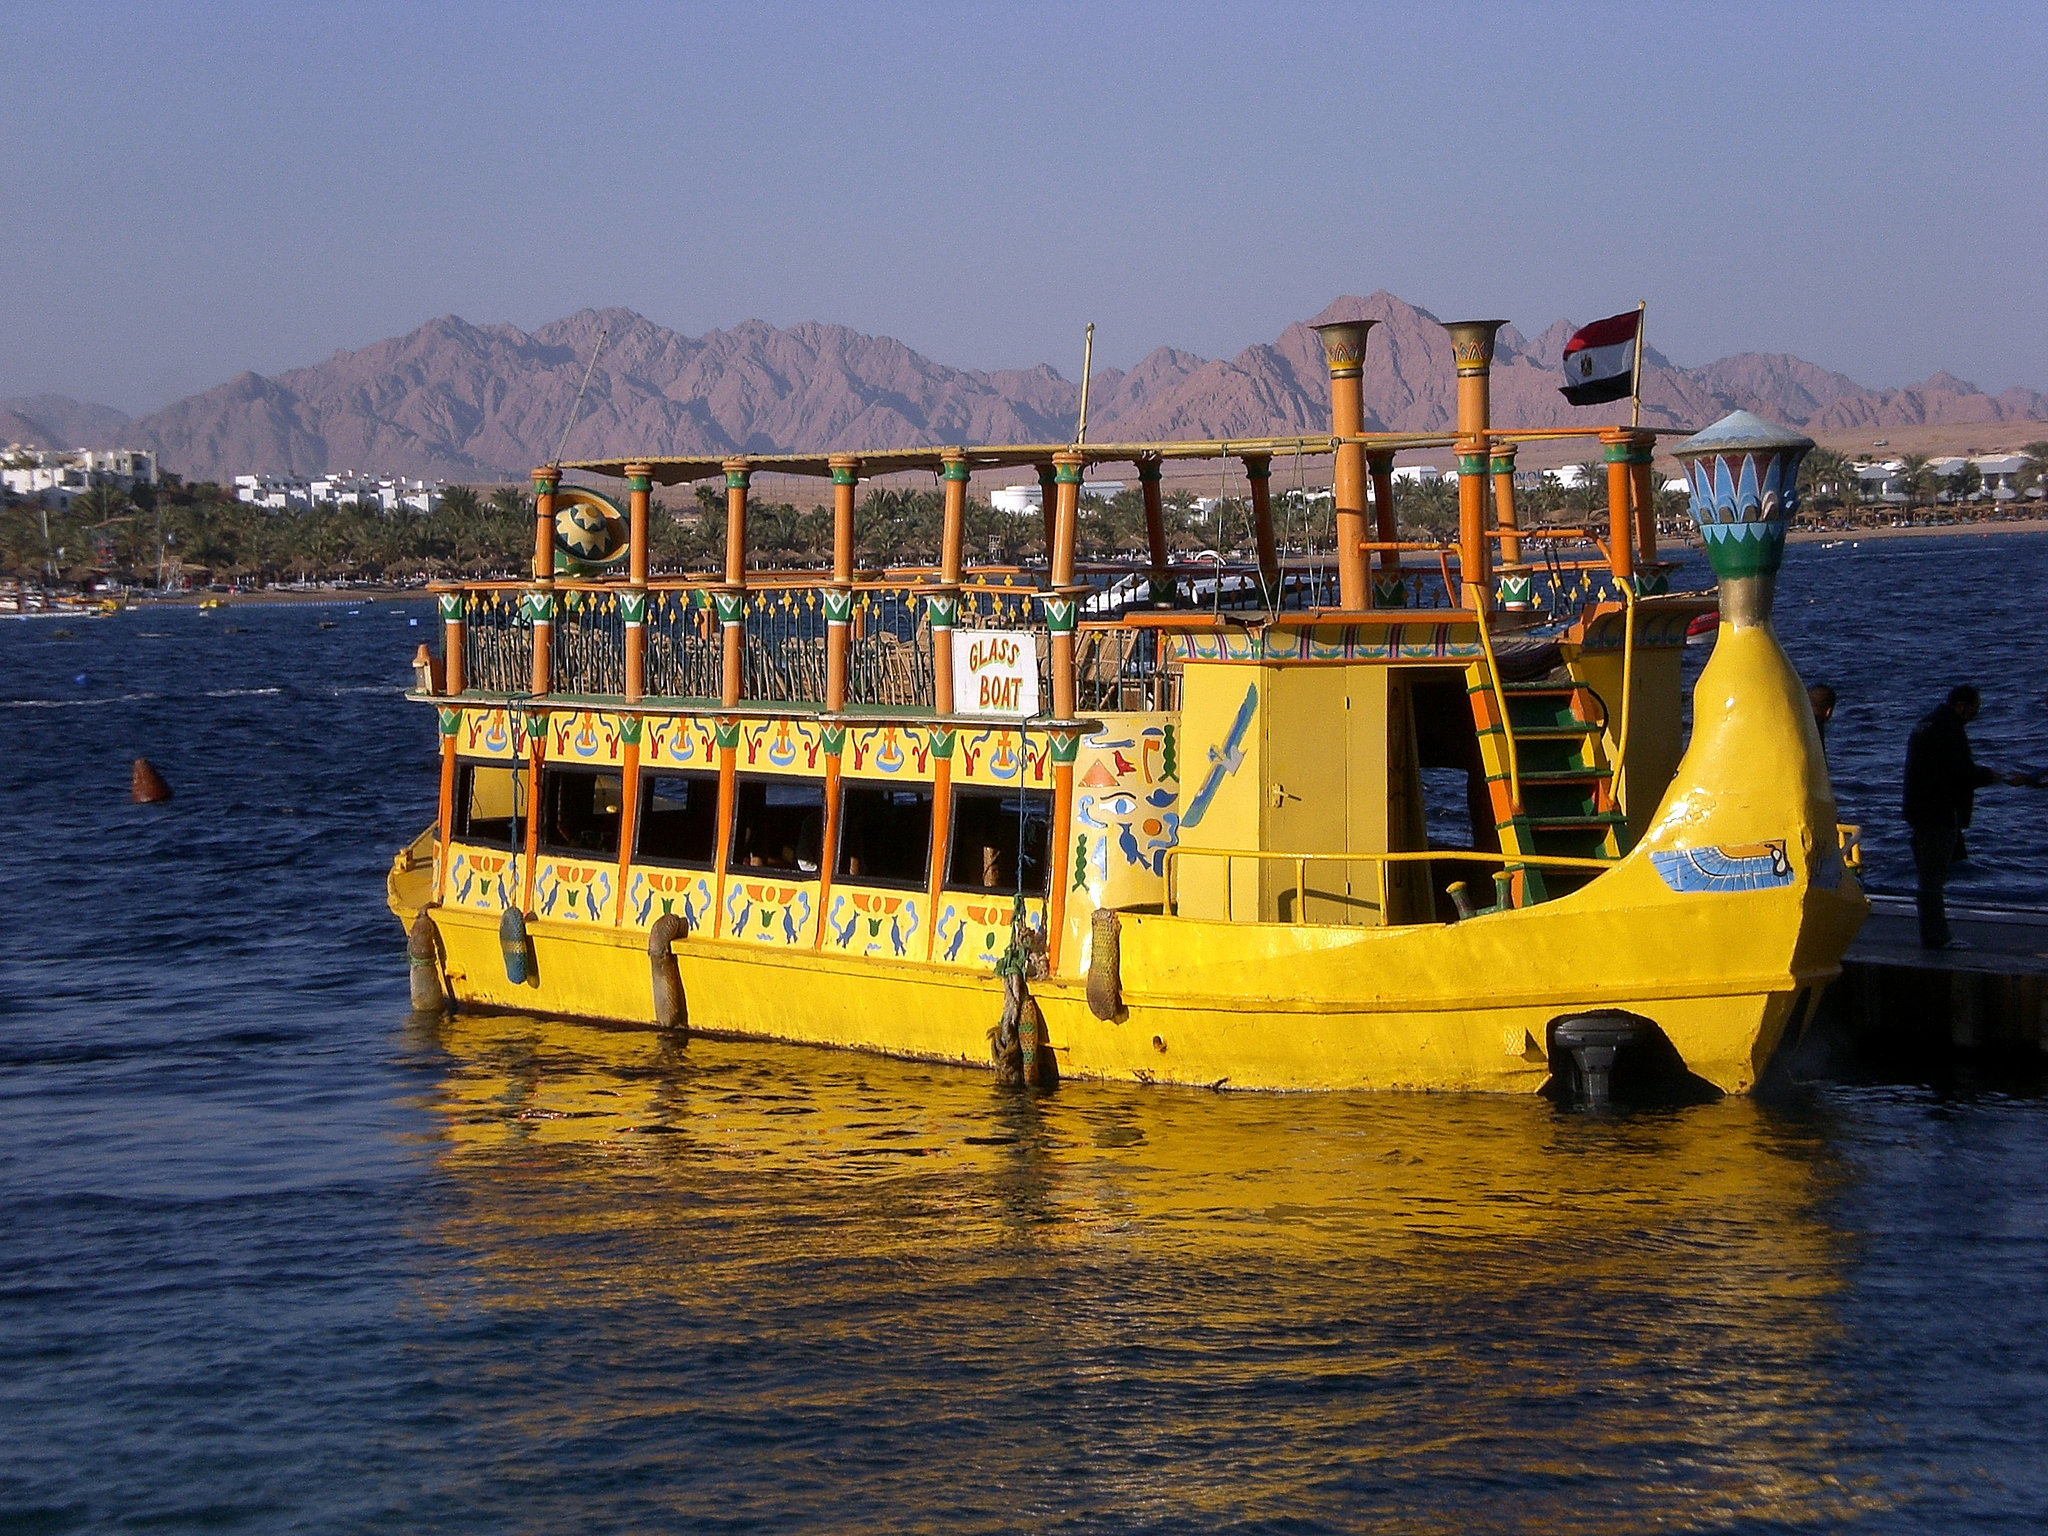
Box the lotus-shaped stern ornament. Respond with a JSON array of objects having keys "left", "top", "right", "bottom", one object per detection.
[{"left": 1672, "top": 410, "right": 1813, "bottom": 626}]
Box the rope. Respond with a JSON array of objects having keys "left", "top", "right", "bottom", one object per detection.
[
  {"left": 1292, "top": 445, "right": 1313, "bottom": 608},
  {"left": 1250, "top": 455, "right": 1281, "bottom": 615},
  {"left": 1609, "top": 582, "right": 1638, "bottom": 816},
  {"left": 551, "top": 327, "right": 610, "bottom": 466},
  {"left": 1211, "top": 447, "right": 1229, "bottom": 621}
]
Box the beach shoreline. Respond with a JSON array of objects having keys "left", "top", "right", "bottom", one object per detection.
[
  {"left": 11, "top": 518, "right": 2048, "bottom": 615},
  {"left": 1784, "top": 517, "right": 2048, "bottom": 545}
]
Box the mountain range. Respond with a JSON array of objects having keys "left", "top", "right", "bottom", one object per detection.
[{"left": 7, "top": 293, "right": 2046, "bottom": 484}]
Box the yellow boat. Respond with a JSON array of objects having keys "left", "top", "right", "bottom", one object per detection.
[{"left": 387, "top": 317, "right": 1866, "bottom": 1102}]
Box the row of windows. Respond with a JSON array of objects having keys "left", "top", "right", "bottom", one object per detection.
[{"left": 455, "top": 762, "right": 1052, "bottom": 895}]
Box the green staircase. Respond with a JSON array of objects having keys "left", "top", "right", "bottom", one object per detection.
[{"left": 1465, "top": 667, "right": 1628, "bottom": 906}]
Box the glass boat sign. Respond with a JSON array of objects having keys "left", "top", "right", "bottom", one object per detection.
[{"left": 388, "top": 319, "right": 1867, "bottom": 1102}]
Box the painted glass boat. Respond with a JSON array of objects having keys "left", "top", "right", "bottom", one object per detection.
[{"left": 388, "top": 318, "right": 1867, "bottom": 1099}]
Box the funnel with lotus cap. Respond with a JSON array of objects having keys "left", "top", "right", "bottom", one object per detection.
[{"left": 1672, "top": 410, "right": 1812, "bottom": 626}]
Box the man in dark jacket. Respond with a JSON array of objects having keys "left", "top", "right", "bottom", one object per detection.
[{"left": 1903, "top": 685, "right": 2022, "bottom": 949}]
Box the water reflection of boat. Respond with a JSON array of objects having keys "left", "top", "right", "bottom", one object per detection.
[
  {"left": 413, "top": 1015, "right": 1890, "bottom": 1530},
  {"left": 389, "top": 317, "right": 1866, "bottom": 1098}
]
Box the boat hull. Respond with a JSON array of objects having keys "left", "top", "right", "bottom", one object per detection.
[
  {"left": 413, "top": 863, "right": 1861, "bottom": 1095},
  {"left": 394, "top": 620, "right": 1866, "bottom": 1097}
]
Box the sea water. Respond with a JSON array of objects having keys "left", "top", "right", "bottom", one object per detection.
[{"left": 3, "top": 539, "right": 2046, "bottom": 1532}]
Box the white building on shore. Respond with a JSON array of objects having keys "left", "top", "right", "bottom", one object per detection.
[
  {"left": 1850, "top": 455, "right": 2035, "bottom": 504},
  {"left": 234, "top": 472, "right": 444, "bottom": 513},
  {"left": 988, "top": 479, "right": 1128, "bottom": 516},
  {"left": 2, "top": 446, "right": 158, "bottom": 507}
]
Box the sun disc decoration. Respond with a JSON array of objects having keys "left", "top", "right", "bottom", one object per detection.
[{"left": 553, "top": 488, "right": 630, "bottom": 575}]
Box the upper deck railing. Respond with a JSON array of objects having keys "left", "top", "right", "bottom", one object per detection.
[{"left": 424, "top": 320, "right": 1706, "bottom": 717}]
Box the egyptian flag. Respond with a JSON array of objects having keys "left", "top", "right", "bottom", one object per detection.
[{"left": 1559, "top": 310, "right": 1641, "bottom": 405}]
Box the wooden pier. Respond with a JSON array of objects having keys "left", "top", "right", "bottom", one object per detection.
[{"left": 1801, "top": 895, "right": 2048, "bottom": 1078}]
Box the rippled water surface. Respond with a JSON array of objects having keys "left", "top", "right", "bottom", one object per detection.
[{"left": 4, "top": 543, "right": 2047, "bottom": 1533}]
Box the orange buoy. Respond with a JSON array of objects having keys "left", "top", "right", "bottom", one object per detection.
[{"left": 131, "top": 758, "right": 172, "bottom": 804}]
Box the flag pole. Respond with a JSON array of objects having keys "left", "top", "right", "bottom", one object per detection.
[
  {"left": 1076, "top": 322, "right": 1096, "bottom": 447},
  {"left": 1629, "top": 300, "right": 1646, "bottom": 428}
]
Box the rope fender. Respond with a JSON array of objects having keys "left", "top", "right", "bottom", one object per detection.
[
  {"left": 648, "top": 912, "right": 689, "bottom": 1036},
  {"left": 498, "top": 907, "right": 531, "bottom": 985},
  {"left": 989, "top": 895, "right": 1057, "bottom": 1091},
  {"left": 1085, "top": 907, "right": 1123, "bottom": 1021},
  {"left": 407, "top": 909, "right": 450, "bottom": 1015}
]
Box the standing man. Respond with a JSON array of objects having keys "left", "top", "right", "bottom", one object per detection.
[{"left": 1902, "top": 685, "right": 2025, "bottom": 950}]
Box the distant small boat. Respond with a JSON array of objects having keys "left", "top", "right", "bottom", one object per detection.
[
  {"left": 1685, "top": 611, "right": 1719, "bottom": 644},
  {"left": 199, "top": 597, "right": 228, "bottom": 612}
]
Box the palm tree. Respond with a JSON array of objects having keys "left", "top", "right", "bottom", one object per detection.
[
  {"left": 1899, "top": 453, "right": 1935, "bottom": 505},
  {"left": 2019, "top": 440, "right": 2048, "bottom": 502},
  {"left": 1797, "top": 448, "right": 1853, "bottom": 510},
  {"left": 487, "top": 485, "right": 532, "bottom": 520},
  {"left": 70, "top": 485, "right": 134, "bottom": 526},
  {"left": 1566, "top": 462, "right": 1605, "bottom": 521},
  {"left": 1385, "top": 476, "right": 1450, "bottom": 539}
]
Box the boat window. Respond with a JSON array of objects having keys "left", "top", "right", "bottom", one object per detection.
[
  {"left": 455, "top": 761, "right": 526, "bottom": 848},
  {"left": 636, "top": 771, "right": 718, "bottom": 869},
  {"left": 836, "top": 782, "right": 934, "bottom": 889},
  {"left": 537, "top": 766, "right": 624, "bottom": 857},
  {"left": 946, "top": 787, "right": 1051, "bottom": 895},
  {"left": 731, "top": 776, "right": 825, "bottom": 875}
]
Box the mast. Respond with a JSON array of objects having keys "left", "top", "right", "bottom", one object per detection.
[{"left": 1630, "top": 300, "right": 1647, "bottom": 429}]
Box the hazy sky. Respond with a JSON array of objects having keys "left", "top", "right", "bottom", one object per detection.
[{"left": 6, "top": 0, "right": 2044, "bottom": 415}]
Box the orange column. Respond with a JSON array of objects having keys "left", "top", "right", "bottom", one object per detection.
[
  {"left": 923, "top": 450, "right": 969, "bottom": 958},
  {"left": 1601, "top": 429, "right": 1636, "bottom": 588},
  {"left": 825, "top": 456, "right": 858, "bottom": 712},
  {"left": 613, "top": 734, "right": 640, "bottom": 928},
  {"left": 624, "top": 463, "right": 650, "bottom": 702},
  {"left": 713, "top": 460, "right": 749, "bottom": 936},
  {"left": 529, "top": 465, "right": 559, "bottom": 695},
  {"left": 616, "top": 466, "right": 649, "bottom": 919},
  {"left": 1245, "top": 454, "right": 1278, "bottom": 593},
  {"left": 1440, "top": 321, "right": 1504, "bottom": 609},
  {"left": 1043, "top": 451, "right": 1085, "bottom": 971},
  {"left": 434, "top": 710, "right": 459, "bottom": 903},
  {"left": 1037, "top": 462, "right": 1058, "bottom": 571},
  {"left": 521, "top": 467, "right": 558, "bottom": 925},
  {"left": 1049, "top": 452, "right": 1082, "bottom": 703},
  {"left": 1629, "top": 432, "right": 1658, "bottom": 571},
  {"left": 1491, "top": 442, "right": 1521, "bottom": 566},
  {"left": 1312, "top": 320, "right": 1376, "bottom": 609},
  {"left": 1455, "top": 439, "right": 1489, "bottom": 610},
  {"left": 437, "top": 585, "right": 466, "bottom": 695},
  {"left": 1492, "top": 442, "right": 1530, "bottom": 612},
  {"left": 932, "top": 452, "right": 967, "bottom": 715},
  {"left": 719, "top": 460, "right": 749, "bottom": 706},
  {"left": 1367, "top": 448, "right": 1400, "bottom": 607},
  {"left": 520, "top": 706, "right": 546, "bottom": 919},
  {"left": 814, "top": 456, "right": 858, "bottom": 950},
  {"left": 1137, "top": 455, "right": 1170, "bottom": 602}
]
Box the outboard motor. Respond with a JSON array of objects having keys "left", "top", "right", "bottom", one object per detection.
[{"left": 1546, "top": 1010, "right": 1716, "bottom": 1110}]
